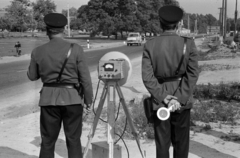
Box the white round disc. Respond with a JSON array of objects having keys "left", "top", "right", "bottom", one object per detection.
[{"left": 157, "top": 107, "right": 170, "bottom": 121}]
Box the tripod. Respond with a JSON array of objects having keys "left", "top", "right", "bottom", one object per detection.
[{"left": 83, "top": 80, "right": 145, "bottom": 158}]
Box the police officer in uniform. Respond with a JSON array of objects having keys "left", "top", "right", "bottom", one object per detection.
[
  {"left": 142, "top": 5, "right": 199, "bottom": 158},
  {"left": 27, "top": 13, "right": 93, "bottom": 158}
]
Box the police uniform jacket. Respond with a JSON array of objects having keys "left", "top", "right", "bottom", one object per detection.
[
  {"left": 27, "top": 37, "right": 93, "bottom": 106},
  {"left": 142, "top": 31, "right": 199, "bottom": 110}
]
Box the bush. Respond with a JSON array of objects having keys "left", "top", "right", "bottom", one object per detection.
[
  {"left": 191, "top": 100, "right": 216, "bottom": 123},
  {"left": 193, "top": 82, "right": 240, "bottom": 102},
  {"left": 115, "top": 96, "right": 155, "bottom": 140},
  {"left": 192, "top": 83, "right": 240, "bottom": 125},
  {"left": 191, "top": 99, "right": 240, "bottom": 125},
  {"left": 199, "top": 64, "right": 240, "bottom": 72}
]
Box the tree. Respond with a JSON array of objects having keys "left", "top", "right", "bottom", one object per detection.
[
  {"left": 163, "top": 0, "right": 179, "bottom": 6},
  {"left": 117, "top": 0, "right": 140, "bottom": 34},
  {"left": 182, "top": 13, "right": 218, "bottom": 34},
  {"left": 62, "top": 7, "right": 78, "bottom": 18},
  {"left": 205, "top": 14, "right": 218, "bottom": 28},
  {"left": 77, "top": 5, "right": 90, "bottom": 31},
  {"left": 77, "top": 0, "right": 218, "bottom": 38},
  {"left": 5, "top": 0, "right": 31, "bottom": 32},
  {"left": 62, "top": 7, "right": 78, "bottom": 30},
  {"left": 32, "top": 0, "right": 56, "bottom": 30},
  {"left": 0, "top": 17, "right": 9, "bottom": 30}
]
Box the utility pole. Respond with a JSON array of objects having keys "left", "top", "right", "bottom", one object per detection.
[
  {"left": 222, "top": 0, "right": 225, "bottom": 37},
  {"left": 31, "top": 11, "right": 34, "bottom": 37},
  {"left": 67, "top": 4, "right": 70, "bottom": 37},
  {"left": 188, "top": 14, "right": 190, "bottom": 30},
  {"left": 224, "top": 0, "right": 227, "bottom": 40},
  {"left": 234, "top": 0, "right": 238, "bottom": 37},
  {"left": 219, "top": 8, "right": 223, "bottom": 35},
  {"left": 194, "top": 19, "right": 197, "bottom": 34},
  {"left": 219, "top": 8, "right": 222, "bottom": 23}
]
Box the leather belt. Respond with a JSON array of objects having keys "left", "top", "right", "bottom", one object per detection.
[
  {"left": 157, "top": 76, "right": 182, "bottom": 84},
  {"left": 43, "top": 83, "right": 76, "bottom": 89}
]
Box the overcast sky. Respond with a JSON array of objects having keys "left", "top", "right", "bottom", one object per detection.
[{"left": 0, "top": 0, "right": 236, "bottom": 19}]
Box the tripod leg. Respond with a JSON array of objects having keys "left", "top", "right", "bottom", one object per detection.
[
  {"left": 115, "top": 85, "right": 145, "bottom": 158},
  {"left": 83, "top": 84, "right": 108, "bottom": 158}
]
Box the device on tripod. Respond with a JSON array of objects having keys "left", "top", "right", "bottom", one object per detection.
[{"left": 83, "top": 51, "right": 145, "bottom": 158}]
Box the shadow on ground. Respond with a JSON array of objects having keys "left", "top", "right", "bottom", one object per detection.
[
  {"left": 191, "top": 125, "right": 240, "bottom": 144},
  {"left": 189, "top": 140, "right": 237, "bottom": 158},
  {"left": 31, "top": 136, "right": 92, "bottom": 158},
  {"left": 0, "top": 147, "right": 38, "bottom": 158}
]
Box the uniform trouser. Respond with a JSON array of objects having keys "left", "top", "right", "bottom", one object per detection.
[
  {"left": 153, "top": 109, "right": 190, "bottom": 158},
  {"left": 39, "top": 104, "right": 83, "bottom": 158}
]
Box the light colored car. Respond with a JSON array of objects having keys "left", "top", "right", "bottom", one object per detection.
[{"left": 127, "top": 32, "right": 142, "bottom": 46}]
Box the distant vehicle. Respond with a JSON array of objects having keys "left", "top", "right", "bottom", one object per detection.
[{"left": 126, "top": 32, "right": 142, "bottom": 46}]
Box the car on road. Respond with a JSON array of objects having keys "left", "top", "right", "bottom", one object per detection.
[{"left": 126, "top": 32, "right": 142, "bottom": 46}]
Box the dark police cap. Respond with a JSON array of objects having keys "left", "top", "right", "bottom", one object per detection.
[
  {"left": 44, "top": 13, "right": 67, "bottom": 28},
  {"left": 159, "top": 5, "right": 183, "bottom": 25}
]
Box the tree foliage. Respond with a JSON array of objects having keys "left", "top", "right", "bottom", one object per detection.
[
  {"left": 5, "top": 0, "right": 31, "bottom": 31},
  {"left": 32, "top": 0, "right": 56, "bottom": 30},
  {"left": 1, "top": 0, "right": 56, "bottom": 31},
  {"left": 77, "top": 0, "right": 187, "bottom": 37},
  {"left": 1, "top": 0, "right": 223, "bottom": 36},
  {"left": 182, "top": 13, "right": 218, "bottom": 33},
  {"left": 62, "top": 7, "right": 78, "bottom": 18}
]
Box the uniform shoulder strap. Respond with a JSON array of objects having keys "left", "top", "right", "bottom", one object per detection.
[
  {"left": 175, "top": 37, "right": 187, "bottom": 75},
  {"left": 56, "top": 43, "right": 74, "bottom": 83}
]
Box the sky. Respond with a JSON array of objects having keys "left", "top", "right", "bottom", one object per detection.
[{"left": 0, "top": 0, "right": 237, "bottom": 19}]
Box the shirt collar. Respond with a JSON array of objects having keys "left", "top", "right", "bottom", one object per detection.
[{"left": 50, "top": 37, "right": 65, "bottom": 43}]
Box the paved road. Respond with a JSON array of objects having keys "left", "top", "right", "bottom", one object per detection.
[{"left": 0, "top": 45, "right": 143, "bottom": 90}]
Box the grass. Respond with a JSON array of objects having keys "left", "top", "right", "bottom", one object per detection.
[
  {"left": 193, "top": 82, "right": 240, "bottom": 102},
  {"left": 109, "top": 82, "right": 240, "bottom": 140},
  {"left": 199, "top": 64, "right": 240, "bottom": 72},
  {"left": 191, "top": 82, "right": 240, "bottom": 126},
  {"left": 191, "top": 99, "right": 240, "bottom": 125}
]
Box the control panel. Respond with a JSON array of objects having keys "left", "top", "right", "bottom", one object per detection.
[{"left": 98, "top": 59, "right": 125, "bottom": 80}]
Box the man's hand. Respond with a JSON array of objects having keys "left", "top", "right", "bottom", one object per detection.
[
  {"left": 163, "top": 95, "right": 178, "bottom": 105},
  {"left": 84, "top": 104, "right": 92, "bottom": 115},
  {"left": 83, "top": 104, "right": 92, "bottom": 121},
  {"left": 168, "top": 99, "right": 181, "bottom": 112}
]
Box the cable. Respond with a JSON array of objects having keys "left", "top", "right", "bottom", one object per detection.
[
  {"left": 115, "top": 117, "right": 127, "bottom": 144},
  {"left": 92, "top": 80, "right": 122, "bottom": 123},
  {"left": 92, "top": 80, "right": 129, "bottom": 158},
  {"left": 115, "top": 101, "right": 121, "bottom": 121},
  {"left": 115, "top": 133, "right": 130, "bottom": 158}
]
